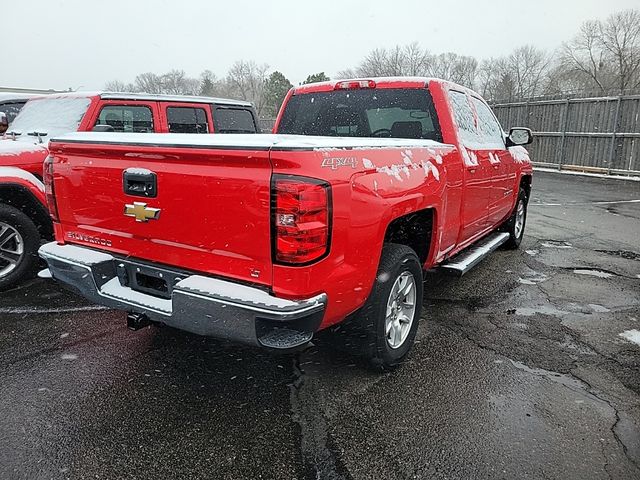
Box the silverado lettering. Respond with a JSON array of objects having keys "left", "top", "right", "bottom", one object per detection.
[{"left": 39, "top": 77, "right": 534, "bottom": 369}]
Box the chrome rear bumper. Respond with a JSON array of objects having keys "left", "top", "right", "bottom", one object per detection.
[{"left": 39, "top": 242, "right": 326, "bottom": 349}]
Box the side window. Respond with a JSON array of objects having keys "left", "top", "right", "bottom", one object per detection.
[
  {"left": 96, "top": 105, "right": 153, "bottom": 133},
  {"left": 471, "top": 97, "right": 505, "bottom": 149},
  {"left": 448, "top": 90, "right": 478, "bottom": 147},
  {"left": 213, "top": 108, "right": 257, "bottom": 133},
  {"left": 167, "top": 107, "right": 209, "bottom": 134}
]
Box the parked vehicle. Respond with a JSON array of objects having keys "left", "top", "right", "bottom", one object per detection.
[
  {"left": 39, "top": 77, "right": 533, "bottom": 368},
  {"left": 0, "top": 92, "right": 260, "bottom": 290},
  {"left": 0, "top": 92, "right": 41, "bottom": 126}
]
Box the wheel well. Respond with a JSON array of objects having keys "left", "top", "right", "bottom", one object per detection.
[
  {"left": 0, "top": 184, "right": 53, "bottom": 240},
  {"left": 520, "top": 175, "right": 532, "bottom": 200},
  {"left": 383, "top": 209, "right": 434, "bottom": 265}
]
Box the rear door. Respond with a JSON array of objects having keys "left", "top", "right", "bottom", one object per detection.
[
  {"left": 447, "top": 89, "right": 492, "bottom": 244},
  {"left": 52, "top": 138, "right": 274, "bottom": 286}
]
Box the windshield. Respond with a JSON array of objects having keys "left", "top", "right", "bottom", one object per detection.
[
  {"left": 8, "top": 96, "right": 91, "bottom": 140},
  {"left": 278, "top": 88, "right": 442, "bottom": 141}
]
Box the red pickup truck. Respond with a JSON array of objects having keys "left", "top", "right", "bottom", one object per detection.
[
  {"left": 39, "top": 77, "right": 533, "bottom": 368},
  {"left": 0, "top": 92, "right": 259, "bottom": 290}
]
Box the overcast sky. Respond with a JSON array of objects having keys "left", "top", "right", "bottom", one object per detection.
[{"left": 4, "top": 0, "right": 638, "bottom": 90}]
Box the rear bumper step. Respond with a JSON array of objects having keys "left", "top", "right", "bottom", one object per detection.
[
  {"left": 440, "top": 232, "right": 510, "bottom": 276},
  {"left": 39, "top": 242, "right": 326, "bottom": 349}
]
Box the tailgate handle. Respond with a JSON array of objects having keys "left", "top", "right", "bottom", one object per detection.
[{"left": 123, "top": 169, "right": 157, "bottom": 198}]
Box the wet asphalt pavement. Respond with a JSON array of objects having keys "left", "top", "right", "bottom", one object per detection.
[{"left": 1, "top": 170, "right": 639, "bottom": 480}]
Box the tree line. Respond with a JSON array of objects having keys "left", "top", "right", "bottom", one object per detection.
[{"left": 105, "top": 8, "right": 640, "bottom": 116}]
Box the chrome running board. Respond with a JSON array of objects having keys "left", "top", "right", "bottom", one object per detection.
[{"left": 440, "top": 232, "right": 510, "bottom": 276}]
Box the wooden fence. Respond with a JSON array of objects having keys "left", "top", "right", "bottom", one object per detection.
[{"left": 492, "top": 95, "right": 640, "bottom": 176}]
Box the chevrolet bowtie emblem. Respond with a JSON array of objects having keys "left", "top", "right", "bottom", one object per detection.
[{"left": 124, "top": 202, "right": 161, "bottom": 222}]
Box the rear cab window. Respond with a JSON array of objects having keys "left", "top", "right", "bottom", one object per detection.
[
  {"left": 164, "top": 104, "right": 211, "bottom": 133},
  {"left": 277, "top": 88, "right": 442, "bottom": 141},
  {"left": 213, "top": 107, "right": 258, "bottom": 133}
]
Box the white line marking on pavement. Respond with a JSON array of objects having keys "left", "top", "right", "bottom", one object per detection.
[
  {"left": 532, "top": 199, "right": 640, "bottom": 207},
  {"left": 0, "top": 305, "right": 110, "bottom": 314},
  {"left": 619, "top": 330, "right": 640, "bottom": 347},
  {"left": 534, "top": 167, "right": 640, "bottom": 182}
]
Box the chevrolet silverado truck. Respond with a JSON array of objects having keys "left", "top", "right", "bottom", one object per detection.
[
  {"left": 0, "top": 92, "right": 259, "bottom": 290},
  {"left": 39, "top": 77, "right": 533, "bottom": 368}
]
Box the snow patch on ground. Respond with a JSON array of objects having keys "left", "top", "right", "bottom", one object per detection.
[
  {"left": 518, "top": 272, "right": 548, "bottom": 285},
  {"left": 588, "top": 304, "right": 610, "bottom": 313},
  {"left": 541, "top": 241, "right": 573, "bottom": 249},
  {"left": 61, "top": 354, "right": 78, "bottom": 361},
  {"left": 525, "top": 249, "right": 539, "bottom": 256},
  {"left": 515, "top": 305, "right": 568, "bottom": 317},
  {"left": 619, "top": 330, "right": 640, "bottom": 347},
  {"left": 573, "top": 269, "right": 613, "bottom": 279}
]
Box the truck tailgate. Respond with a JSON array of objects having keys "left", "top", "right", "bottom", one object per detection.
[{"left": 49, "top": 139, "right": 273, "bottom": 286}]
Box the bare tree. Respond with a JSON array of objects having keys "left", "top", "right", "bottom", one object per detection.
[
  {"left": 599, "top": 9, "right": 640, "bottom": 92},
  {"left": 104, "top": 79, "right": 138, "bottom": 92},
  {"left": 134, "top": 72, "right": 165, "bottom": 94},
  {"left": 428, "top": 52, "right": 478, "bottom": 86},
  {"left": 226, "top": 60, "right": 270, "bottom": 115},
  {"left": 561, "top": 20, "right": 611, "bottom": 93},
  {"left": 161, "top": 70, "right": 200, "bottom": 95},
  {"left": 560, "top": 9, "right": 640, "bottom": 94},
  {"left": 342, "top": 43, "right": 433, "bottom": 77},
  {"left": 508, "top": 45, "right": 551, "bottom": 98}
]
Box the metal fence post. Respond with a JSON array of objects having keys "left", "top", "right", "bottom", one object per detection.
[
  {"left": 607, "top": 96, "right": 622, "bottom": 175},
  {"left": 558, "top": 99, "right": 570, "bottom": 171}
]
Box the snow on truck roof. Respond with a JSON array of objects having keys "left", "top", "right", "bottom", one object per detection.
[
  {"left": 22, "top": 91, "right": 253, "bottom": 107},
  {"left": 51, "top": 132, "right": 450, "bottom": 152}
]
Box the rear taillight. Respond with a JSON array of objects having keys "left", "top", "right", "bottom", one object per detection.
[
  {"left": 43, "top": 155, "right": 59, "bottom": 222},
  {"left": 272, "top": 175, "right": 331, "bottom": 265},
  {"left": 334, "top": 80, "right": 376, "bottom": 90}
]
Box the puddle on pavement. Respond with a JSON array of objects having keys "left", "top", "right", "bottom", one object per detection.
[
  {"left": 588, "top": 304, "right": 610, "bottom": 313},
  {"left": 509, "top": 360, "right": 585, "bottom": 390}
]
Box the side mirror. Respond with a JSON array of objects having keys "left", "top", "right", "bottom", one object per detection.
[
  {"left": 92, "top": 124, "right": 115, "bottom": 132},
  {"left": 506, "top": 127, "right": 533, "bottom": 147}
]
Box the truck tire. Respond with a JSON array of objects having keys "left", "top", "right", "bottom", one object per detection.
[
  {"left": 0, "top": 204, "right": 40, "bottom": 291},
  {"left": 503, "top": 188, "right": 528, "bottom": 250},
  {"left": 345, "top": 243, "right": 424, "bottom": 370}
]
